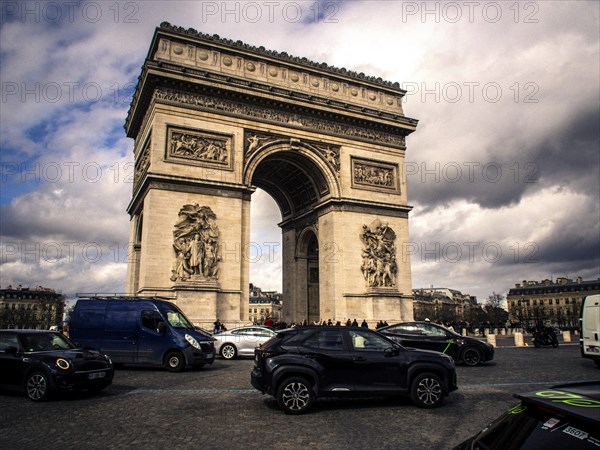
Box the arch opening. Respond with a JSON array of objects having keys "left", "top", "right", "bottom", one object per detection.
[{"left": 250, "top": 151, "right": 330, "bottom": 221}]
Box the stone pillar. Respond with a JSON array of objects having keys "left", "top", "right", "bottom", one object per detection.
[
  {"left": 562, "top": 330, "right": 571, "bottom": 343},
  {"left": 487, "top": 334, "right": 497, "bottom": 347},
  {"left": 514, "top": 332, "right": 524, "bottom": 347}
]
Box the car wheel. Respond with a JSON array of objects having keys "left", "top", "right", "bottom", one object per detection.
[
  {"left": 410, "top": 373, "right": 444, "bottom": 408},
  {"left": 220, "top": 343, "right": 237, "bottom": 360},
  {"left": 461, "top": 347, "right": 483, "bottom": 366},
  {"left": 277, "top": 377, "right": 314, "bottom": 415},
  {"left": 164, "top": 351, "right": 185, "bottom": 372},
  {"left": 26, "top": 371, "right": 51, "bottom": 402}
]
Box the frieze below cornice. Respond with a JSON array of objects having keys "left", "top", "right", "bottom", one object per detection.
[{"left": 153, "top": 87, "right": 406, "bottom": 148}]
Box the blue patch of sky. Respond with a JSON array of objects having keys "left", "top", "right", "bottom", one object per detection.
[
  {"left": 301, "top": 0, "right": 344, "bottom": 25},
  {"left": 0, "top": 153, "right": 44, "bottom": 205}
]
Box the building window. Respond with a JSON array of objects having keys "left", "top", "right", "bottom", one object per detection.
[
  {"left": 565, "top": 299, "right": 570, "bottom": 304},
  {"left": 549, "top": 299, "right": 553, "bottom": 305}
]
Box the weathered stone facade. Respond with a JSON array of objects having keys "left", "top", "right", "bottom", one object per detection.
[{"left": 125, "top": 23, "right": 418, "bottom": 325}]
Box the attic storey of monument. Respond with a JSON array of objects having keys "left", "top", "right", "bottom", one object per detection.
[{"left": 124, "top": 22, "right": 418, "bottom": 326}]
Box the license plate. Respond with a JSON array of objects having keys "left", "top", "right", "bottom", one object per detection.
[
  {"left": 206, "top": 353, "right": 214, "bottom": 358},
  {"left": 88, "top": 371, "right": 106, "bottom": 380}
]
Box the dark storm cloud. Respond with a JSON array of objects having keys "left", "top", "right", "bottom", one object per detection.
[{"left": 407, "top": 103, "right": 600, "bottom": 211}]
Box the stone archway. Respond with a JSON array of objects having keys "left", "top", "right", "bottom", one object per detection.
[{"left": 125, "top": 23, "right": 417, "bottom": 326}]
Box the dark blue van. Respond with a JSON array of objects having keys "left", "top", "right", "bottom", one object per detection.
[{"left": 69, "top": 297, "right": 215, "bottom": 371}]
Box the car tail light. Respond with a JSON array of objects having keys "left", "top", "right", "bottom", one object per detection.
[{"left": 256, "top": 348, "right": 283, "bottom": 358}]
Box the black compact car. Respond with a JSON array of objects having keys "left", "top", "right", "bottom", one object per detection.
[
  {"left": 379, "top": 322, "right": 494, "bottom": 366},
  {"left": 452, "top": 381, "right": 600, "bottom": 449},
  {"left": 0, "top": 330, "right": 114, "bottom": 401},
  {"left": 251, "top": 326, "right": 458, "bottom": 414}
]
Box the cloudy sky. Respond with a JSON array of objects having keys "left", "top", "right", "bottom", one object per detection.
[{"left": 1, "top": 0, "right": 598, "bottom": 303}]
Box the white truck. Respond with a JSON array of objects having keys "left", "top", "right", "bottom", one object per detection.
[{"left": 580, "top": 294, "right": 600, "bottom": 367}]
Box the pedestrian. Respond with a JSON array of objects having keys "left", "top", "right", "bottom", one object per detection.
[
  {"left": 361, "top": 319, "right": 369, "bottom": 328},
  {"left": 213, "top": 319, "right": 221, "bottom": 334},
  {"left": 352, "top": 318, "right": 358, "bottom": 327}
]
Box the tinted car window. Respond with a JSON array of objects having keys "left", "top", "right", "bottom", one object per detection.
[
  {"left": 21, "top": 333, "right": 73, "bottom": 352},
  {"left": 387, "top": 324, "right": 421, "bottom": 334},
  {"left": 254, "top": 329, "right": 273, "bottom": 338},
  {"left": 141, "top": 310, "right": 163, "bottom": 331},
  {"left": 0, "top": 333, "right": 19, "bottom": 351},
  {"left": 349, "top": 330, "right": 393, "bottom": 352},
  {"left": 163, "top": 310, "right": 193, "bottom": 329},
  {"left": 303, "top": 329, "right": 344, "bottom": 350},
  {"left": 418, "top": 324, "right": 448, "bottom": 337}
]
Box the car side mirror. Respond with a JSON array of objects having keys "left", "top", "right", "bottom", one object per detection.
[{"left": 157, "top": 322, "right": 167, "bottom": 334}]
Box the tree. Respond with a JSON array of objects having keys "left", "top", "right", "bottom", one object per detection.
[{"left": 485, "top": 292, "right": 508, "bottom": 324}]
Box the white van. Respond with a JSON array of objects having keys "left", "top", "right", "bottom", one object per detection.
[{"left": 580, "top": 294, "right": 600, "bottom": 367}]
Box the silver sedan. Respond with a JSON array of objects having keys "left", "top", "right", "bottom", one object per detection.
[{"left": 213, "top": 326, "right": 276, "bottom": 359}]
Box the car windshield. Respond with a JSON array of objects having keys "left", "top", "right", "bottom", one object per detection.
[
  {"left": 163, "top": 309, "right": 194, "bottom": 329},
  {"left": 21, "top": 333, "right": 75, "bottom": 352}
]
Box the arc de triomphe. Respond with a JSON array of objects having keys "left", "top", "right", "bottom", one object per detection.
[{"left": 125, "top": 23, "right": 418, "bottom": 325}]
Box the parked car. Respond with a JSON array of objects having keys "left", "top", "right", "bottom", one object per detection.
[
  {"left": 251, "top": 326, "right": 458, "bottom": 414},
  {"left": 213, "top": 326, "right": 276, "bottom": 359},
  {"left": 69, "top": 296, "right": 215, "bottom": 371},
  {"left": 379, "top": 321, "right": 494, "bottom": 366},
  {"left": 0, "top": 330, "right": 114, "bottom": 401},
  {"left": 452, "top": 381, "right": 600, "bottom": 449}
]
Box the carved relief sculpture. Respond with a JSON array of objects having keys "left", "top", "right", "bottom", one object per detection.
[
  {"left": 134, "top": 137, "right": 151, "bottom": 188},
  {"left": 244, "top": 129, "right": 340, "bottom": 175},
  {"left": 360, "top": 219, "right": 398, "bottom": 288},
  {"left": 167, "top": 126, "right": 232, "bottom": 169},
  {"left": 170, "top": 204, "right": 220, "bottom": 282},
  {"left": 354, "top": 162, "right": 393, "bottom": 187},
  {"left": 352, "top": 158, "right": 398, "bottom": 192}
]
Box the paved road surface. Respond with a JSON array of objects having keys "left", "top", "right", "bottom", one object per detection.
[{"left": 1, "top": 342, "right": 597, "bottom": 450}]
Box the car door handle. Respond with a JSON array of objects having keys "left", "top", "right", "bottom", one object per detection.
[{"left": 353, "top": 356, "right": 367, "bottom": 362}]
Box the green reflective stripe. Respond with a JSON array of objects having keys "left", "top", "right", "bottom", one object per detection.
[{"left": 442, "top": 339, "right": 454, "bottom": 354}]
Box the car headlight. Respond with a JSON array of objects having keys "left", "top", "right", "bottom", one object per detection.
[
  {"left": 56, "top": 358, "right": 70, "bottom": 370},
  {"left": 185, "top": 334, "right": 202, "bottom": 350}
]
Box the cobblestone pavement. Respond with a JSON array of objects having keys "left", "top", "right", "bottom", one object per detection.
[{"left": 1, "top": 342, "right": 597, "bottom": 450}]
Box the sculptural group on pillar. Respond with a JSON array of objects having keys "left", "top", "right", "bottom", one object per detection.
[
  {"left": 360, "top": 219, "right": 398, "bottom": 288},
  {"left": 171, "top": 204, "right": 220, "bottom": 282}
]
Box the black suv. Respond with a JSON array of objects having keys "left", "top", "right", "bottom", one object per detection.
[{"left": 251, "top": 326, "right": 458, "bottom": 414}]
